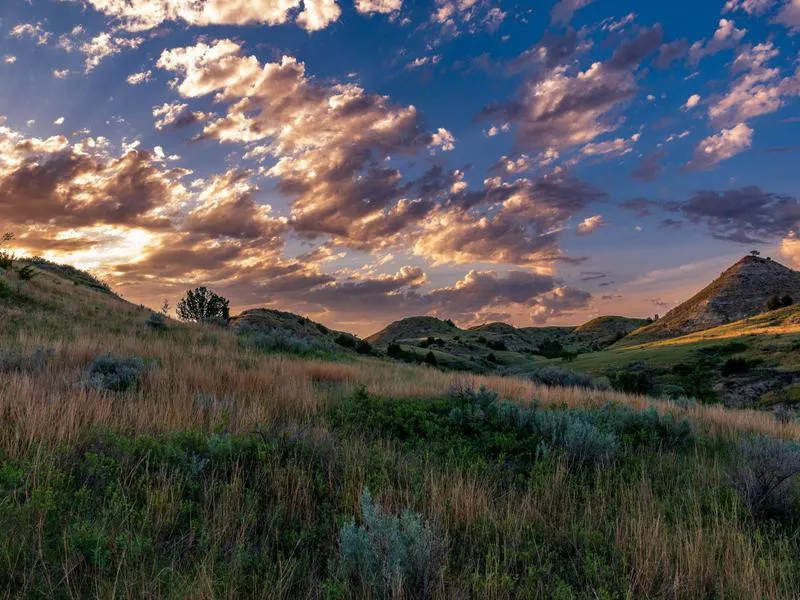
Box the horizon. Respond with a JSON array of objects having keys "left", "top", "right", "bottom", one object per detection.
[{"left": 2, "top": 0, "right": 800, "bottom": 336}]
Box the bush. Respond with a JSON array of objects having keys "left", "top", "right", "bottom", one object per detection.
[
  {"left": 0, "top": 279, "right": 12, "bottom": 299},
  {"left": 387, "top": 343, "right": 403, "bottom": 358},
  {"left": 0, "top": 347, "right": 54, "bottom": 374},
  {"left": 15, "top": 264, "right": 36, "bottom": 281},
  {"left": 721, "top": 357, "right": 750, "bottom": 376},
  {"left": 238, "top": 328, "right": 329, "bottom": 355},
  {"left": 530, "top": 365, "right": 594, "bottom": 389},
  {"left": 486, "top": 352, "right": 497, "bottom": 364},
  {"left": 607, "top": 361, "right": 654, "bottom": 395},
  {"left": 145, "top": 312, "right": 168, "bottom": 331},
  {"left": 535, "top": 339, "right": 564, "bottom": 359},
  {"left": 176, "top": 287, "right": 230, "bottom": 323},
  {"left": 0, "top": 232, "right": 13, "bottom": 270},
  {"left": 337, "top": 488, "right": 444, "bottom": 598},
  {"left": 316, "top": 322, "right": 329, "bottom": 335},
  {"left": 84, "top": 355, "right": 148, "bottom": 393},
  {"left": 767, "top": 295, "right": 793, "bottom": 311},
  {"left": 356, "top": 339, "right": 373, "bottom": 355},
  {"left": 486, "top": 339, "right": 507, "bottom": 351},
  {"left": 425, "top": 351, "right": 438, "bottom": 366},
  {"left": 730, "top": 435, "right": 800, "bottom": 518},
  {"left": 335, "top": 334, "right": 357, "bottom": 349}
]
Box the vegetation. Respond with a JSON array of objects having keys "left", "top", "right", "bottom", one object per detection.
[
  {"left": 176, "top": 286, "right": 230, "bottom": 323},
  {"left": 767, "top": 294, "right": 794, "bottom": 311},
  {"left": 2, "top": 261, "right": 800, "bottom": 597}
]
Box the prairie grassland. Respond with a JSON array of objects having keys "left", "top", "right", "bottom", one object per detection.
[{"left": 1, "top": 265, "right": 800, "bottom": 599}]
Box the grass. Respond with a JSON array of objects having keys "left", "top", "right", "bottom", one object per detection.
[{"left": 1, "top": 263, "right": 800, "bottom": 598}]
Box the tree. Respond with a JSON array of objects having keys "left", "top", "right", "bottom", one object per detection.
[
  {"left": 767, "top": 295, "right": 783, "bottom": 311},
  {"left": 176, "top": 287, "right": 230, "bottom": 323},
  {"left": 425, "top": 350, "right": 438, "bottom": 366},
  {"left": 0, "top": 233, "right": 14, "bottom": 270},
  {"left": 160, "top": 299, "right": 171, "bottom": 316},
  {"left": 780, "top": 294, "right": 793, "bottom": 308},
  {"left": 750, "top": 249, "right": 761, "bottom": 257}
]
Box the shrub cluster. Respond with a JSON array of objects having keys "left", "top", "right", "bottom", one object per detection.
[
  {"left": 729, "top": 435, "right": 800, "bottom": 518},
  {"left": 145, "top": 312, "right": 168, "bottom": 331},
  {"left": 337, "top": 488, "right": 444, "bottom": 598},
  {"left": 0, "top": 347, "right": 54, "bottom": 374},
  {"left": 529, "top": 365, "right": 596, "bottom": 389},
  {"left": 84, "top": 355, "right": 148, "bottom": 393},
  {"left": 238, "top": 327, "right": 331, "bottom": 355}
]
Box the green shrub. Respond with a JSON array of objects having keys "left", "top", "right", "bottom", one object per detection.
[
  {"left": 729, "top": 435, "right": 800, "bottom": 518},
  {"left": 0, "top": 279, "right": 12, "bottom": 298},
  {"left": 607, "top": 361, "right": 654, "bottom": 395},
  {"left": 145, "top": 312, "right": 168, "bottom": 331},
  {"left": 337, "top": 488, "right": 444, "bottom": 598},
  {"left": 238, "top": 327, "right": 330, "bottom": 355},
  {"left": 15, "top": 264, "right": 36, "bottom": 281},
  {"left": 176, "top": 286, "right": 230, "bottom": 323},
  {"left": 84, "top": 355, "right": 148, "bottom": 392},
  {"left": 486, "top": 339, "right": 507, "bottom": 351},
  {"left": 356, "top": 339, "right": 373, "bottom": 355},
  {"left": 530, "top": 365, "right": 595, "bottom": 389},
  {"left": 425, "top": 350, "right": 438, "bottom": 366},
  {"left": 722, "top": 357, "right": 750, "bottom": 376},
  {"left": 0, "top": 347, "right": 54, "bottom": 373},
  {"left": 335, "top": 334, "right": 357, "bottom": 349}
]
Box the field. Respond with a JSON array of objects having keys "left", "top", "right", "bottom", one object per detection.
[{"left": 2, "top": 264, "right": 800, "bottom": 598}]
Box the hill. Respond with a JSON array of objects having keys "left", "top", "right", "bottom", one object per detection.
[
  {"left": 365, "top": 315, "right": 459, "bottom": 344},
  {"left": 2, "top": 257, "right": 800, "bottom": 598},
  {"left": 623, "top": 256, "right": 800, "bottom": 345}
]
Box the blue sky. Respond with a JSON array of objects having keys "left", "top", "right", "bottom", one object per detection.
[{"left": 1, "top": 0, "right": 799, "bottom": 334}]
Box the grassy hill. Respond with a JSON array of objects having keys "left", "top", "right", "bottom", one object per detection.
[
  {"left": 624, "top": 255, "right": 800, "bottom": 345},
  {"left": 2, "top": 260, "right": 800, "bottom": 598}
]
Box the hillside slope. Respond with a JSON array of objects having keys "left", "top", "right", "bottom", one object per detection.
[{"left": 623, "top": 256, "right": 800, "bottom": 344}]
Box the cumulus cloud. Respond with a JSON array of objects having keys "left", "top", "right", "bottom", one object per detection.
[
  {"left": 682, "top": 94, "right": 701, "bottom": 111},
  {"left": 432, "top": 0, "right": 506, "bottom": 36},
  {"left": 724, "top": 0, "right": 777, "bottom": 15},
  {"left": 775, "top": 0, "right": 800, "bottom": 32},
  {"left": 685, "top": 123, "right": 753, "bottom": 170},
  {"left": 486, "top": 26, "right": 661, "bottom": 151},
  {"left": 80, "top": 0, "right": 345, "bottom": 33},
  {"left": 551, "top": 0, "right": 594, "bottom": 26},
  {"left": 581, "top": 133, "right": 640, "bottom": 157},
  {"left": 10, "top": 23, "right": 51, "bottom": 46},
  {"left": 355, "top": 0, "right": 403, "bottom": 13},
  {"left": 688, "top": 19, "right": 747, "bottom": 65},
  {"left": 530, "top": 286, "right": 592, "bottom": 323},
  {"left": 4, "top": 55, "right": 17, "bottom": 65},
  {"left": 155, "top": 39, "right": 448, "bottom": 247},
  {"left": 577, "top": 214, "right": 605, "bottom": 235},
  {"left": 127, "top": 70, "right": 152, "bottom": 85},
  {"left": 709, "top": 43, "right": 799, "bottom": 127},
  {"left": 780, "top": 231, "right": 800, "bottom": 267},
  {"left": 675, "top": 186, "right": 800, "bottom": 243}
]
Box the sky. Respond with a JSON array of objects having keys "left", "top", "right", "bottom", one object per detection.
[{"left": 0, "top": 0, "right": 799, "bottom": 335}]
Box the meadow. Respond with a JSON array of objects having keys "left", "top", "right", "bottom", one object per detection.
[{"left": 1, "top": 264, "right": 800, "bottom": 599}]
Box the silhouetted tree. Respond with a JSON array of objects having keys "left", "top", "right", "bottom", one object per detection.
[
  {"left": 750, "top": 250, "right": 761, "bottom": 257},
  {"left": 425, "top": 351, "right": 438, "bottom": 366},
  {"left": 176, "top": 287, "right": 230, "bottom": 323}
]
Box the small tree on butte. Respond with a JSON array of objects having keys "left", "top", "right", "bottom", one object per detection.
[{"left": 176, "top": 287, "right": 230, "bottom": 323}]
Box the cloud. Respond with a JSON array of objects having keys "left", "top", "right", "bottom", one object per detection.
[
  {"left": 780, "top": 231, "right": 800, "bottom": 267},
  {"left": 688, "top": 19, "right": 747, "bottom": 65},
  {"left": 80, "top": 0, "right": 344, "bottom": 33},
  {"left": 530, "top": 286, "right": 592, "bottom": 323},
  {"left": 156, "top": 39, "right": 448, "bottom": 247},
  {"left": 775, "top": 0, "right": 800, "bottom": 32},
  {"left": 432, "top": 0, "right": 506, "bottom": 36},
  {"left": 685, "top": 123, "right": 753, "bottom": 170},
  {"left": 630, "top": 152, "right": 664, "bottom": 182},
  {"left": 620, "top": 197, "right": 658, "bottom": 217},
  {"left": 655, "top": 39, "right": 689, "bottom": 69},
  {"left": 354, "top": 0, "right": 402, "bottom": 13},
  {"left": 550, "top": 0, "right": 593, "bottom": 26},
  {"left": 724, "top": 0, "right": 777, "bottom": 15},
  {"left": 577, "top": 214, "right": 605, "bottom": 235},
  {"left": 413, "top": 176, "right": 606, "bottom": 266},
  {"left": 3, "top": 55, "right": 17, "bottom": 65},
  {"left": 80, "top": 33, "right": 144, "bottom": 72},
  {"left": 682, "top": 94, "right": 701, "bottom": 111},
  {"left": 10, "top": 23, "right": 51, "bottom": 46},
  {"left": 709, "top": 43, "right": 799, "bottom": 127},
  {"left": 53, "top": 117, "right": 65, "bottom": 125},
  {"left": 487, "top": 26, "right": 660, "bottom": 151},
  {"left": 127, "top": 70, "right": 152, "bottom": 85},
  {"left": 676, "top": 186, "right": 800, "bottom": 243},
  {"left": 581, "top": 132, "right": 640, "bottom": 157}
]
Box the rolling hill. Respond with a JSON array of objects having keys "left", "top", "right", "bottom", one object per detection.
[{"left": 622, "top": 255, "right": 800, "bottom": 345}]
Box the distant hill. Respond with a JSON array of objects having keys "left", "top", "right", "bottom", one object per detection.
[
  {"left": 231, "top": 308, "right": 357, "bottom": 347},
  {"left": 365, "top": 316, "right": 459, "bottom": 345},
  {"left": 622, "top": 256, "right": 800, "bottom": 345}
]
